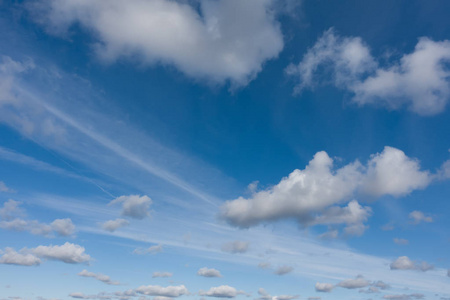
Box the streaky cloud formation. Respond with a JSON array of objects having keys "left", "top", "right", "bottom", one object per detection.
[
  {"left": 220, "top": 241, "right": 249, "bottom": 254},
  {"left": 27, "top": 0, "right": 283, "bottom": 86},
  {"left": 286, "top": 29, "right": 450, "bottom": 115}
]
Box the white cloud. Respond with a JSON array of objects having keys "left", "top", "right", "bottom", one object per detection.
[
  {"left": 51, "top": 218, "right": 75, "bottom": 236},
  {"left": 31, "top": 242, "right": 91, "bottom": 264},
  {"left": 152, "top": 272, "right": 173, "bottom": 278},
  {"left": 315, "top": 282, "right": 333, "bottom": 293},
  {"left": 135, "top": 285, "right": 188, "bottom": 297},
  {"left": 133, "top": 244, "right": 163, "bottom": 255},
  {"left": 199, "top": 285, "right": 241, "bottom": 298},
  {"left": 28, "top": 0, "right": 283, "bottom": 86},
  {"left": 221, "top": 241, "right": 249, "bottom": 253},
  {"left": 390, "top": 256, "right": 434, "bottom": 272},
  {"left": 197, "top": 267, "right": 222, "bottom": 278},
  {"left": 257, "top": 288, "right": 298, "bottom": 300},
  {"left": 287, "top": 29, "right": 450, "bottom": 115},
  {"left": 109, "top": 195, "right": 152, "bottom": 219},
  {"left": 274, "top": 265, "right": 293, "bottom": 275},
  {"left": 0, "top": 199, "right": 23, "bottom": 221},
  {"left": 78, "top": 269, "right": 120, "bottom": 285},
  {"left": 361, "top": 147, "right": 431, "bottom": 197},
  {"left": 409, "top": 211, "right": 433, "bottom": 224},
  {"left": 0, "top": 181, "right": 12, "bottom": 192},
  {"left": 101, "top": 218, "right": 129, "bottom": 232},
  {"left": 337, "top": 275, "right": 370, "bottom": 289},
  {"left": 393, "top": 238, "right": 409, "bottom": 245},
  {"left": 0, "top": 247, "right": 41, "bottom": 266},
  {"left": 221, "top": 146, "right": 433, "bottom": 231}
]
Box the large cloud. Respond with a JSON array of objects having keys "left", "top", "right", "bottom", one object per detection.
[
  {"left": 28, "top": 0, "right": 283, "bottom": 86},
  {"left": 220, "top": 146, "right": 432, "bottom": 231},
  {"left": 286, "top": 29, "right": 450, "bottom": 115}
]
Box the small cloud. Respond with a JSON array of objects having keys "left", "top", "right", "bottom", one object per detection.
[
  {"left": 315, "top": 282, "right": 333, "bottom": 293},
  {"left": 199, "top": 285, "right": 244, "bottom": 298},
  {"left": 0, "top": 181, "right": 13, "bottom": 193},
  {"left": 393, "top": 238, "right": 409, "bottom": 245},
  {"left": 51, "top": 219, "right": 76, "bottom": 236},
  {"left": 135, "top": 285, "right": 188, "bottom": 297},
  {"left": 197, "top": 267, "right": 222, "bottom": 278},
  {"left": 390, "top": 256, "right": 434, "bottom": 272},
  {"left": 101, "top": 218, "right": 129, "bottom": 232},
  {"left": 258, "top": 262, "right": 271, "bottom": 269},
  {"left": 152, "top": 272, "right": 173, "bottom": 278},
  {"left": 409, "top": 211, "right": 433, "bottom": 224},
  {"left": 109, "top": 195, "right": 152, "bottom": 219},
  {"left": 133, "top": 244, "right": 163, "bottom": 255},
  {"left": 337, "top": 275, "right": 370, "bottom": 289},
  {"left": 221, "top": 241, "right": 249, "bottom": 254},
  {"left": 274, "top": 265, "right": 293, "bottom": 275},
  {"left": 78, "top": 269, "right": 120, "bottom": 285}
]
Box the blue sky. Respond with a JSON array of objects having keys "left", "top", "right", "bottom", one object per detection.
[{"left": 0, "top": 1, "right": 450, "bottom": 300}]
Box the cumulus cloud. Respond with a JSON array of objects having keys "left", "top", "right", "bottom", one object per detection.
[
  {"left": 78, "top": 269, "right": 120, "bottom": 285},
  {"left": 28, "top": 0, "right": 283, "bottom": 86},
  {"left": 133, "top": 244, "right": 163, "bottom": 255},
  {"left": 0, "top": 242, "right": 90, "bottom": 266},
  {"left": 135, "top": 285, "right": 188, "bottom": 297},
  {"left": 257, "top": 288, "right": 298, "bottom": 300},
  {"left": 199, "top": 285, "right": 243, "bottom": 298},
  {"left": 390, "top": 256, "right": 434, "bottom": 272},
  {"left": 109, "top": 195, "right": 152, "bottom": 219},
  {"left": 0, "top": 199, "right": 23, "bottom": 221},
  {"left": 0, "top": 247, "right": 41, "bottom": 266},
  {"left": 286, "top": 29, "right": 450, "bottom": 115},
  {"left": 337, "top": 275, "right": 370, "bottom": 289},
  {"left": 221, "top": 241, "right": 249, "bottom": 253},
  {"left": 393, "top": 238, "right": 409, "bottom": 245},
  {"left": 101, "top": 218, "right": 129, "bottom": 232},
  {"left": 152, "top": 272, "right": 173, "bottom": 278},
  {"left": 51, "top": 218, "right": 75, "bottom": 236},
  {"left": 409, "top": 211, "right": 433, "bottom": 224},
  {"left": 197, "top": 267, "right": 222, "bottom": 278},
  {"left": 315, "top": 282, "right": 333, "bottom": 293},
  {"left": 274, "top": 265, "right": 293, "bottom": 275},
  {"left": 221, "top": 146, "right": 432, "bottom": 233}
]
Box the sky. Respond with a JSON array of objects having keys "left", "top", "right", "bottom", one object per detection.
[{"left": 0, "top": 0, "right": 450, "bottom": 300}]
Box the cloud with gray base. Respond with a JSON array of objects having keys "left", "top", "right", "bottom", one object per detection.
[
  {"left": 101, "top": 218, "right": 130, "bottom": 232},
  {"left": 78, "top": 269, "right": 120, "bottom": 285},
  {"left": 274, "top": 265, "right": 293, "bottom": 275},
  {"left": 221, "top": 241, "right": 249, "bottom": 254},
  {"left": 383, "top": 294, "right": 424, "bottom": 300},
  {"left": 315, "top": 283, "right": 333, "bottom": 293},
  {"left": 257, "top": 288, "right": 298, "bottom": 300},
  {"left": 286, "top": 28, "right": 450, "bottom": 115},
  {"left": 199, "top": 285, "right": 244, "bottom": 298},
  {"left": 337, "top": 275, "right": 370, "bottom": 289},
  {"left": 390, "top": 256, "right": 434, "bottom": 272},
  {"left": 221, "top": 147, "right": 433, "bottom": 235},
  {"left": 28, "top": 0, "right": 284, "bottom": 87},
  {"left": 197, "top": 267, "right": 222, "bottom": 278},
  {"left": 109, "top": 195, "right": 152, "bottom": 219},
  {"left": 0, "top": 242, "right": 90, "bottom": 265},
  {"left": 135, "top": 285, "right": 188, "bottom": 297}
]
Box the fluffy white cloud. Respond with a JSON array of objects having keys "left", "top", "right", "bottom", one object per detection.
[
  {"left": 109, "top": 195, "right": 152, "bottom": 219},
  {"left": 152, "top": 272, "right": 173, "bottom": 278},
  {"left": 28, "top": 0, "right": 283, "bottom": 86},
  {"left": 199, "top": 285, "right": 242, "bottom": 298},
  {"left": 0, "top": 247, "right": 41, "bottom": 266},
  {"left": 101, "top": 218, "right": 129, "bottom": 232},
  {"left": 197, "top": 267, "right": 222, "bottom": 278},
  {"left": 390, "top": 256, "right": 434, "bottom": 272},
  {"left": 0, "top": 199, "right": 23, "bottom": 221},
  {"left": 135, "top": 285, "right": 188, "bottom": 297},
  {"left": 287, "top": 29, "right": 450, "bottom": 115},
  {"left": 315, "top": 282, "right": 333, "bottom": 293},
  {"left": 409, "top": 211, "right": 433, "bottom": 224},
  {"left": 221, "top": 146, "right": 432, "bottom": 232},
  {"left": 51, "top": 218, "right": 75, "bottom": 236},
  {"left": 337, "top": 275, "right": 370, "bottom": 289},
  {"left": 78, "top": 269, "right": 120, "bottom": 285},
  {"left": 221, "top": 241, "right": 249, "bottom": 253},
  {"left": 31, "top": 242, "right": 91, "bottom": 264},
  {"left": 361, "top": 147, "right": 431, "bottom": 197},
  {"left": 274, "top": 265, "right": 293, "bottom": 275},
  {"left": 257, "top": 288, "right": 298, "bottom": 300}
]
